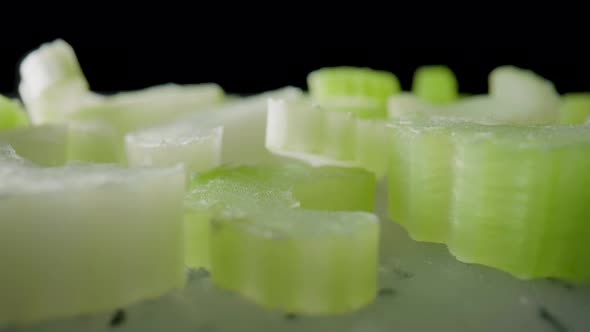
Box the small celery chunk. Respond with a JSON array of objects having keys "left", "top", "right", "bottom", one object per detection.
[
  {"left": 266, "top": 98, "right": 361, "bottom": 168},
  {"left": 135, "top": 87, "right": 303, "bottom": 170},
  {"left": 488, "top": 66, "right": 560, "bottom": 124},
  {"left": 18, "top": 39, "right": 101, "bottom": 124},
  {"left": 184, "top": 163, "right": 378, "bottom": 314},
  {"left": 307, "top": 66, "right": 401, "bottom": 118},
  {"left": 0, "top": 125, "right": 68, "bottom": 166},
  {"left": 0, "top": 96, "right": 29, "bottom": 130},
  {"left": 18, "top": 39, "right": 225, "bottom": 164},
  {"left": 449, "top": 125, "right": 590, "bottom": 282},
  {"left": 0, "top": 155, "right": 186, "bottom": 325},
  {"left": 559, "top": 92, "right": 590, "bottom": 124},
  {"left": 211, "top": 209, "right": 379, "bottom": 315},
  {"left": 354, "top": 118, "right": 390, "bottom": 177},
  {"left": 387, "top": 121, "right": 456, "bottom": 243},
  {"left": 126, "top": 123, "right": 223, "bottom": 176},
  {"left": 412, "top": 65, "right": 459, "bottom": 104}
]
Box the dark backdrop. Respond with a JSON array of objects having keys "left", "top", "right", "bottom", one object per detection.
[{"left": 2, "top": 32, "right": 589, "bottom": 96}]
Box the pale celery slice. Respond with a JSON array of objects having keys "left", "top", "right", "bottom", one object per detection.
[
  {"left": 412, "top": 65, "right": 459, "bottom": 104},
  {"left": 0, "top": 95, "right": 29, "bottom": 130},
  {"left": 266, "top": 98, "right": 359, "bottom": 168},
  {"left": 211, "top": 208, "right": 379, "bottom": 315},
  {"left": 307, "top": 66, "right": 401, "bottom": 118},
  {"left": 125, "top": 123, "right": 223, "bottom": 176},
  {"left": 17, "top": 39, "right": 102, "bottom": 124},
  {"left": 72, "top": 83, "right": 225, "bottom": 134},
  {"left": 559, "top": 92, "right": 590, "bottom": 124},
  {"left": 0, "top": 125, "right": 67, "bottom": 166},
  {"left": 0, "top": 160, "right": 186, "bottom": 325},
  {"left": 169, "top": 87, "right": 302, "bottom": 166},
  {"left": 488, "top": 66, "right": 560, "bottom": 124},
  {"left": 387, "top": 120, "right": 457, "bottom": 243},
  {"left": 448, "top": 125, "right": 590, "bottom": 282}
]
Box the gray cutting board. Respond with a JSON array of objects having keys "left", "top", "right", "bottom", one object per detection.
[{"left": 2, "top": 183, "right": 589, "bottom": 332}]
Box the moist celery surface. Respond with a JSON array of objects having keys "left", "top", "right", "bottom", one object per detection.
[
  {"left": 184, "top": 164, "right": 379, "bottom": 314},
  {"left": 0, "top": 152, "right": 186, "bottom": 324}
]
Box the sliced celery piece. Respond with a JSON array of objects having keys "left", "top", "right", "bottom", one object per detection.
[
  {"left": 266, "top": 98, "right": 360, "bottom": 168},
  {"left": 412, "top": 65, "right": 459, "bottom": 104},
  {"left": 72, "top": 83, "right": 224, "bottom": 135},
  {"left": 354, "top": 118, "right": 390, "bottom": 177},
  {"left": 185, "top": 164, "right": 376, "bottom": 245},
  {"left": 0, "top": 160, "right": 186, "bottom": 324},
  {"left": 388, "top": 93, "right": 552, "bottom": 125},
  {"left": 18, "top": 39, "right": 89, "bottom": 104},
  {"left": 0, "top": 95, "right": 29, "bottom": 130},
  {"left": 559, "top": 92, "right": 590, "bottom": 124},
  {"left": 387, "top": 121, "right": 457, "bottom": 243},
  {"left": 211, "top": 209, "right": 379, "bottom": 315},
  {"left": 184, "top": 163, "right": 378, "bottom": 314},
  {"left": 488, "top": 66, "right": 560, "bottom": 124},
  {"left": 165, "top": 87, "right": 303, "bottom": 166},
  {"left": 17, "top": 39, "right": 101, "bottom": 124},
  {"left": 0, "top": 125, "right": 67, "bottom": 166},
  {"left": 307, "top": 66, "right": 401, "bottom": 118},
  {"left": 126, "top": 123, "right": 223, "bottom": 176},
  {"left": 449, "top": 125, "right": 590, "bottom": 282},
  {"left": 67, "top": 121, "right": 120, "bottom": 163}
]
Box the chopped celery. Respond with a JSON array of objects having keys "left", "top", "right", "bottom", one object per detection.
[
  {"left": 559, "top": 92, "right": 590, "bottom": 124},
  {"left": 307, "top": 66, "right": 401, "bottom": 118},
  {"left": 18, "top": 39, "right": 101, "bottom": 124},
  {"left": 0, "top": 96, "right": 29, "bottom": 130},
  {"left": 211, "top": 209, "right": 379, "bottom": 315},
  {"left": 0, "top": 157, "right": 186, "bottom": 324},
  {"left": 388, "top": 93, "right": 554, "bottom": 125},
  {"left": 0, "top": 125, "right": 68, "bottom": 166},
  {"left": 184, "top": 164, "right": 379, "bottom": 314},
  {"left": 387, "top": 121, "right": 457, "bottom": 243},
  {"left": 157, "top": 87, "right": 302, "bottom": 167},
  {"left": 185, "top": 163, "right": 375, "bottom": 300},
  {"left": 412, "top": 65, "right": 459, "bottom": 104},
  {"left": 449, "top": 125, "right": 590, "bottom": 282},
  {"left": 126, "top": 123, "right": 223, "bottom": 176},
  {"left": 266, "top": 98, "right": 360, "bottom": 168},
  {"left": 354, "top": 118, "right": 390, "bottom": 177},
  {"left": 488, "top": 66, "right": 560, "bottom": 124}
]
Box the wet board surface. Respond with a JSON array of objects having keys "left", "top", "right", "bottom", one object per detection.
[{"left": 2, "top": 183, "right": 589, "bottom": 332}]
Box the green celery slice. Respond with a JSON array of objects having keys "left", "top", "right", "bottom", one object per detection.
[
  {"left": 0, "top": 125, "right": 68, "bottom": 166},
  {"left": 559, "top": 92, "right": 590, "bottom": 124},
  {"left": 185, "top": 163, "right": 375, "bottom": 296},
  {"left": 307, "top": 66, "right": 401, "bottom": 118},
  {"left": 210, "top": 208, "right": 379, "bottom": 315},
  {"left": 448, "top": 125, "right": 590, "bottom": 282},
  {"left": 0, "top": 159, "right": 186, "bottom": 324},
  {"left": 412, "top": 65, "right": 459, "bottom": 104},
  {"left": 387, "top": 120, "right": 457, "bottom": 243},
  {"left": 354, "top": 118, "right": 391, "bottom": 177},
  {"left": 0, "top": 96, "right": 29, "bottom": 130}
]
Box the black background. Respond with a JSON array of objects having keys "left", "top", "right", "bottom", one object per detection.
[{"left": 2, "top": 23, "right": 589, "bottom": 97}]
